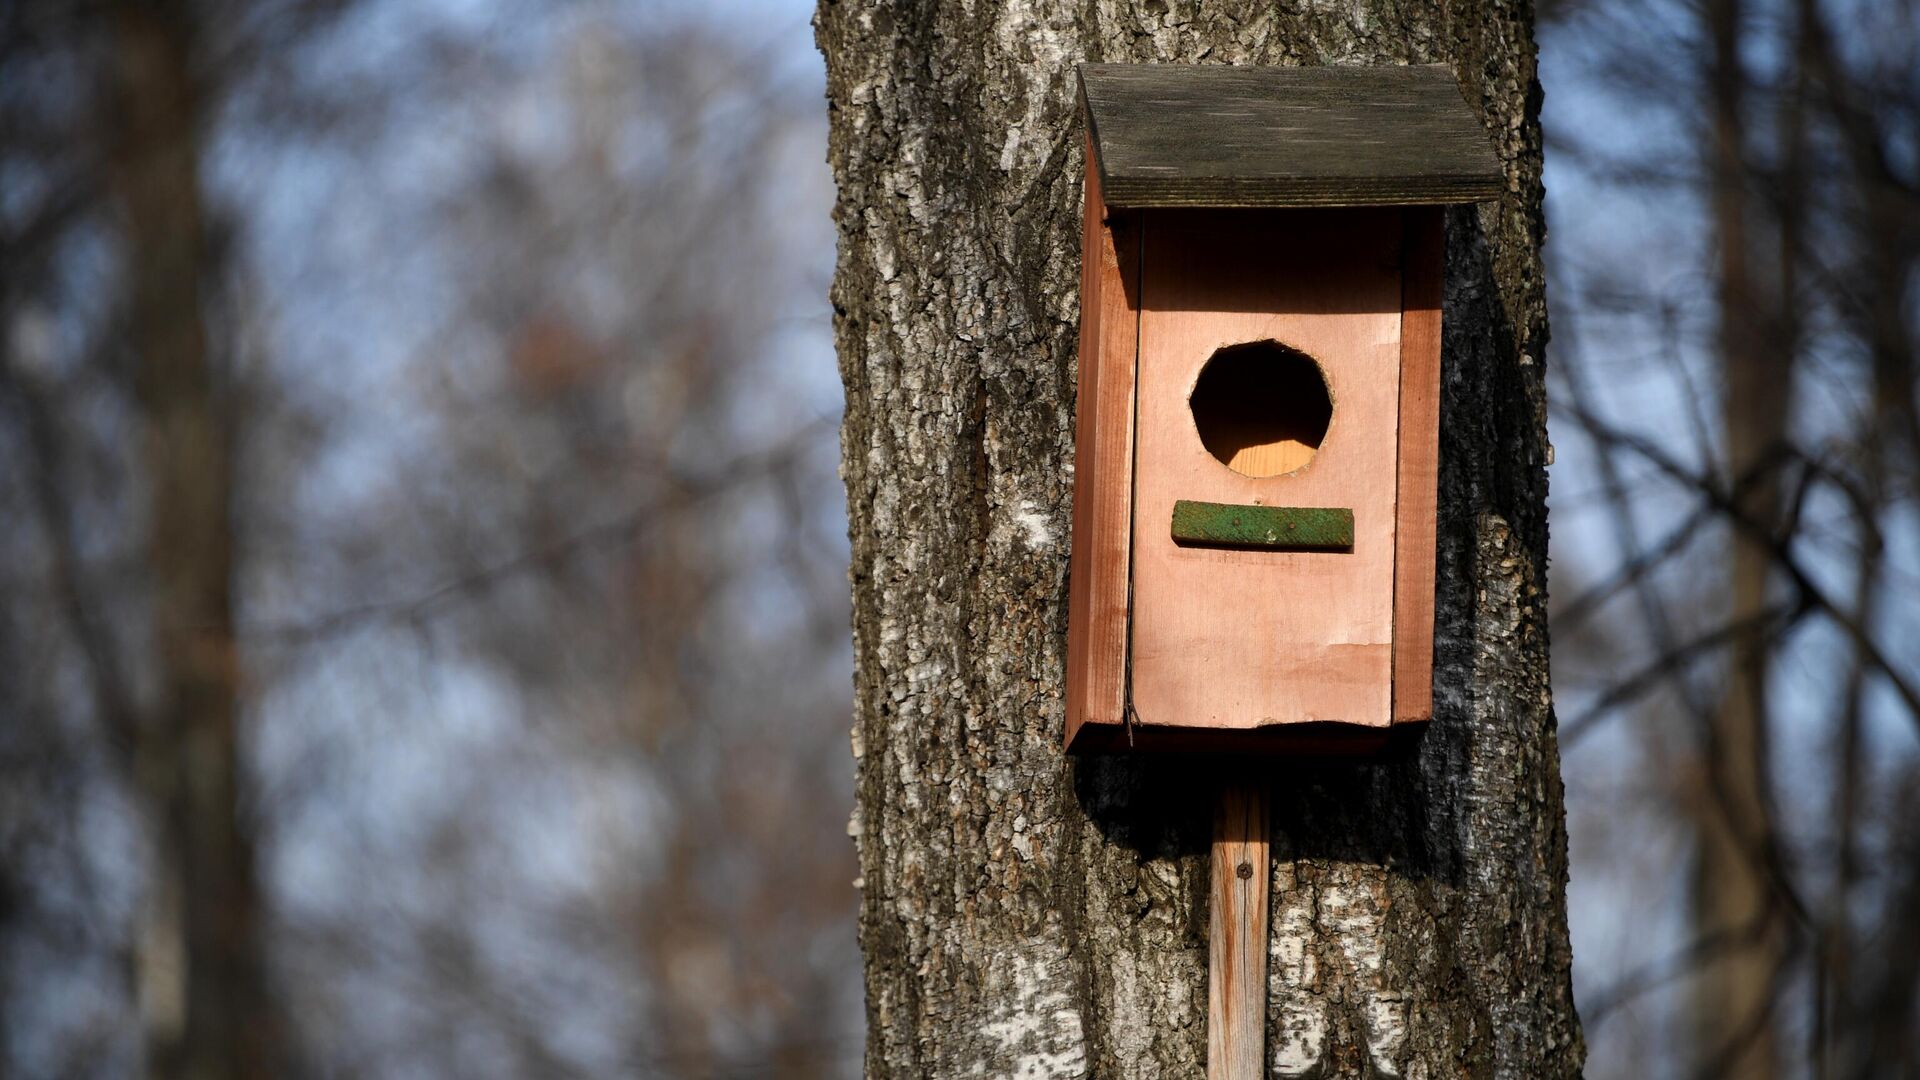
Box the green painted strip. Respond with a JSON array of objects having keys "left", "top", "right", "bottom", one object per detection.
[{"left": 1169, "top": 500, "right": 1354, "bottom": 551}]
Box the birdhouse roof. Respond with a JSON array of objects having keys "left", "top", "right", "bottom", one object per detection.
[{"left": 1077, "top": 64, "right": 1506, "bottom": 208}]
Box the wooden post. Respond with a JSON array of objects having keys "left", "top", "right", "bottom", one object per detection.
[{"left": 1208, "top": 781, "right": 1270, "bottom": 1080}]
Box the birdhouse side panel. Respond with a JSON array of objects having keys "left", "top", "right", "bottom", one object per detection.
[
  {"left": 1064, "top": 151, "right": 1139, "bottom": 749},
  {"left": 1392, "top": 208, "right": 1444, "bottom": 724}
]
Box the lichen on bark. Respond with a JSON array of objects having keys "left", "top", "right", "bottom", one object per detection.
[{"left": 815, "top": 2, "right": 1581, "bottom": 1076}]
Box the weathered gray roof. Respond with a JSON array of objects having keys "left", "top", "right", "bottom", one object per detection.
[{"left": 1077, "top": 63, "right": 1505, "bottom": 208}]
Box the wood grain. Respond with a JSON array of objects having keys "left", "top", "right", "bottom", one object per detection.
[
  {"left": 1208, "top": 782, "right": 1270, "bottom": 1080},
  {"left": 1079, "top": 64, "right": 1505, "bottom": 209},
  {"left": 1393, "top": 208, "right": 1443, "bottom": 724},
  {"left": 1064, "top": 144, "right": 1140, "bottom": 750},
  {"left": 1224, "top": 439, "right": 1314, "bottom": 477},
  {"left": 1128, "top": 208, "right": 1402, "bottom": 731}
]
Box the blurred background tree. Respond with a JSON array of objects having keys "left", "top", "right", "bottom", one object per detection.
[
  {"left": 3, "top": 1, "right": 853, "bottom": 1076},
  {"left": 1, "top": 0, "right": 1915, "bottom": 1076},
  {"left": 1544, "top": 0, "right": 1919, "bottom": 1076}
]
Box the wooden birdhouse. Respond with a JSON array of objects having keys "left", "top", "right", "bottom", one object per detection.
[{"left": 1065, "top": 64, "right": 1504, "bottom": 753}]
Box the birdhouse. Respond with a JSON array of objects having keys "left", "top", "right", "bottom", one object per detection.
[{"left": 1065, "top": 64, "right": 1504, "bottom": 753}]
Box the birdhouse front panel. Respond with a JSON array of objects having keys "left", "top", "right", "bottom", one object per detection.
[
  {"left": 1128, "top": 208, "right": 1404, "bottom": 735},
  {"left": 1064, "top": 63, "right": 1501, "bottom": 753}
]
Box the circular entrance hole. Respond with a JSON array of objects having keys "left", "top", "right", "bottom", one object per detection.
[{"left": 1189, "top": 341, "right": 1332, "bottom": 477}]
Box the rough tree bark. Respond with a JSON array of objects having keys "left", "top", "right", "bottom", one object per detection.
[{"left": 816, "top": 3, "right": 1581, "bottom": 1076}]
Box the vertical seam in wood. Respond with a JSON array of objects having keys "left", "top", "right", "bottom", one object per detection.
[
  {"left": 1122, "top": 209, "right": 1145, "bottom": 739},
  {"left": 1393, "top": 210, "right": 1409, "bottom": 726}
]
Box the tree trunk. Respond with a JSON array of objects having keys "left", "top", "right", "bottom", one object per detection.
[
  {"left": 1691, "top": 0, "right": 1791, "bottom": 1073},
  {"left": 816, "top": 3, "right": 1580, "bottom": 1076},
  {"left": 109, "top": 4, "right": 277, "bottom": 1077}
]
